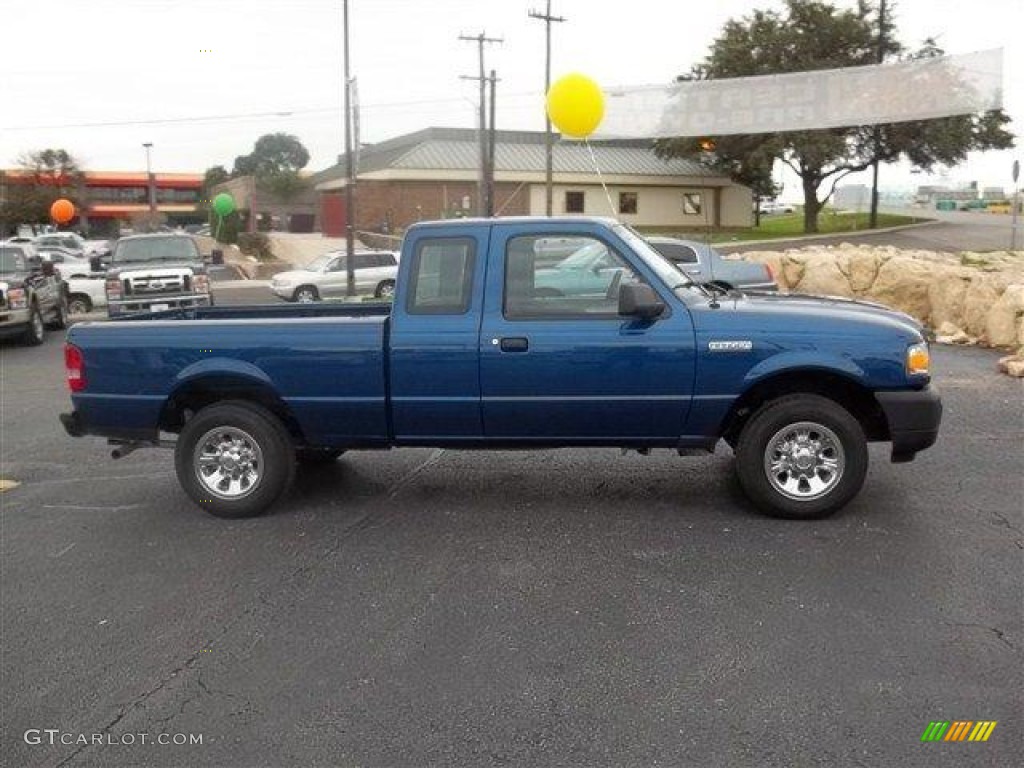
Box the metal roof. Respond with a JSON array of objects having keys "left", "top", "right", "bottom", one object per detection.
[{"left": 313, "top": 127, "right": 715, "bottom": 182}]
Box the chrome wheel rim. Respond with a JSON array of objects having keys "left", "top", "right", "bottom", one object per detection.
[
  {"left": 69, "top": 299, "right": 88, "bottom": 314},
  {"left": 295, "top": 289, "right": 316, "bottom": 303},
  {"left": 379, "top": 282, "right": 395, "bottom": 298},
  {"left": 193, "top": 426, "right": 264, "bottom": 500},
  {"left": 764, "top": 421, "right": 844, "bottom": 501}
]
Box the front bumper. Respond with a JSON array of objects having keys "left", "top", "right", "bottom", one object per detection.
[
  {"left": 108, "top": 294, "right": 211, "bottom": 316},
  {"left": 875, "top": 386, "right": 942, "bottom": 463},
  {"left": 0, "top": 307, "right": 32, "bottom": 338}
]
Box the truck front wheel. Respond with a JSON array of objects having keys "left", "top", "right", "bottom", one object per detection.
[
  {"left": 734, "top": 394, "right": 867, "bottom": 519},
  {"left": 175, "top": 401, "right": 296, "bottom": 518}
]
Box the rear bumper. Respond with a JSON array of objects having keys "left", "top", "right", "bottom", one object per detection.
[
  {"left": 60, "top": 411, "right": 85, "bottom": 437},
  {"left": 875, "top": 386, "right": 942, "bottom": 462}
]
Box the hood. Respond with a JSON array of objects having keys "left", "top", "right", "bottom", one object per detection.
[
  {"left": 271, "top": 268, "right": 318, "bottom": 283},
  {"left": 106, "top": 261, "right": 205, "bottom": 278},
  {"left": 696, "top": 290, "right": 924, "bottom": 339}
]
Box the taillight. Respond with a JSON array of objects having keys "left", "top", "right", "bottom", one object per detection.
[
  {"left": 65, "top": 343, "right": 86, "bottom": 392},
  {"left": 105, "top": 278, "right": 122, "bottom": 300}
]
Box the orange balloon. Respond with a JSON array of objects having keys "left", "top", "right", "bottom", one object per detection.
[{"left": 50, "top": 198, "right": 75, "bottom": 224}]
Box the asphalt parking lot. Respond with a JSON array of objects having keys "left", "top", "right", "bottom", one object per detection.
[{"left": 1, "top": 336, "right": 1020, "bottom": 767}]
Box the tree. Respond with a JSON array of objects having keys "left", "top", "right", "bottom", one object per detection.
[
  {"left": 656, "top": 0, "right": 1014, "bottom": 233},
  {"left": 232, "top": 133, "right": 310, "bottom": 177},
  {"left": 0, "top": 148, "right": 85, "bottom": 233}
]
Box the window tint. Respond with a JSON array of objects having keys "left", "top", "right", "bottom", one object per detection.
[
  {"left": 652, "top": 241, "right": 698, "bottom": 264},
  {"left": 407, "top": 237, "right": 475, "bottom": 315},
  {"left": 351, "top": 253, "right": 373, "bottom": 270},
  {"left": 503, "top": 235, "right": 645, "bottom": 320},
  {"left": 618, "top": 192, "right": 638, "bottom": 214},
  {"left": 682, "top": 192, "right": 703, "bottom": 215},
  {"left": 565, "top": 191, "right": 585, "bottom": 214}
]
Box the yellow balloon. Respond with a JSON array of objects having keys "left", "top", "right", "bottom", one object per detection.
[{"left": 546, "top": 73, "right": 604, "bottom": 138}]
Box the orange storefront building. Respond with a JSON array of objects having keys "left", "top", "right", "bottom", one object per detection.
[{"left": 2, "top": 169, "right": 204, "bottom": 236}]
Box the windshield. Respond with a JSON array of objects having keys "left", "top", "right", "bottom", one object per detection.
[
  {"left": 0, "top": 247, "right": 28, "bottom": 273},
  {"left": 612, "top": 224, "right": 695, "bottom": 293},
  {"left": 303, "top": 253, "right": 337, "bottom": 272},
  {"left": 112, "top": 237, "right": 199, "bottom": 263}
]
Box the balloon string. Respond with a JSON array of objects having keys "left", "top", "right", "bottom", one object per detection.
[{"left": 584, "top": 138, "right": 617, "bottom": 219}]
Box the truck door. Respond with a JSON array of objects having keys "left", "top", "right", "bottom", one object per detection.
[
  {"left": 479, "top": 227, "right": 695, "bottom": 442},
  {"left": 389, "top": 228, "right": 487, "bottom": 442}
]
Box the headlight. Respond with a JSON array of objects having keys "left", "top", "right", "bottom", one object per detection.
[
  {"left": 193, "top": 274, "right": 210, "bottom": 294},
  {"left": 907, "top": 341, "right": 930, "bottom": 376},
  {"left": 7, "top": 288, "right": 27, "bottom": 309},
  {"left": 105, "top": 278, "right": 122, "bottom": 300}
]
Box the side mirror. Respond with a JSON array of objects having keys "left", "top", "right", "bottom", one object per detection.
[
  {"left": 211, "top": 249, "right": 224, "bottom": 265},
  {"left": 89, "top": 255, "right": 104, "bottom": 272},
  {"left": 618, "top": 283, "right": 665, "bottom": 319},
  {"left": 41, "top": 260, "right": 56, "bottom": 278}
]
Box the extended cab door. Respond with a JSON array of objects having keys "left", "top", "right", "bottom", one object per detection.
[
  {"left": 479, "top": 224, "right": 696, "bottom": 443},
  {"left": 388, "top": 226, "right": 488, "bottom": 442}
]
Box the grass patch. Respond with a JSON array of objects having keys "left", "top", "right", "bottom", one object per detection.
[{"left": 645, "top": 210, "right": 928, "bottom": 244}]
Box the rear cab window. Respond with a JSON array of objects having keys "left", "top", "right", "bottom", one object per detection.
[{"left": 407, "top": 237, "right": 476, "bottom": 315}]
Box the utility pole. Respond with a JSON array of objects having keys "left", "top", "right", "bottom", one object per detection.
[
  {"left": 343, "top": 0, "right": 356, "bottom": 296},
  {"left": 529, "top": 2, "right": 565, "bottom": 216},
  {"left": 459, "top": 32, "right": 502, "bottom": 217},
  {"left": 868, "top": 0, "right": 887, "bottom": 229},
  {"left": 142, "top": 142, "right": 155, "bottom": 214},
  {"left": 487, "top": 69, "right": 497, "bottom": 216}
]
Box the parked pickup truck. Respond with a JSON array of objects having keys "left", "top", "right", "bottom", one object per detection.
[
  {"left": 61, "top": 217, "right": 941, "bottom": 520},
  {"left": 100, "top": 233, "right": 212, "bottom": 317}
]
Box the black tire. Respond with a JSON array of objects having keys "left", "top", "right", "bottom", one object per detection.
[
  {"left": 68, "top": 294, "right": 92, "bottom": 315},
  {"left": 374, "top": 280, "right": 395, "bottom": 299},
  {"left": 293, "top": 285, "right": 319, "bottom": 303},
  {"left": 47, "top": 295, "right": 69, "bottom": 330},
  {"left": 21, "top": 303, "right": 45, "bottom": 346},
  {"left": 296, "top": 447, "right": 346, "bottom": 464},
  {"left": 734, "top": 394, "right": 868, "bottom": 519},
  {"left": 175, "top": 401, "right": 296, "bottom": 518}
]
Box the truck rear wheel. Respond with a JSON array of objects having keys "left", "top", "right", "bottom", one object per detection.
[
  {"left": 734, "top": 394, "right": 867, "bottom": 519},
  {"left": 175, "top": 401, "right": 296, "bottom": 518}
]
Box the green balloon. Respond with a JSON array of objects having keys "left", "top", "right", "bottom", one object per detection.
[{"left": 212, "top": 192, "right": 235, "bottom": 217}]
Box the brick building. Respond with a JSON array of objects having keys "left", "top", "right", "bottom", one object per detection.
[{"left": 311, "top": 127, "right": 752, "bottom": 237}]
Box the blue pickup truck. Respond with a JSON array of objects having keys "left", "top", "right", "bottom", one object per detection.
[{"left": 61, "top": 217, "right": 941, "bottom": 520}]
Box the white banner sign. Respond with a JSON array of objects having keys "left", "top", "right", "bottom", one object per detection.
[{"left": 594, "top": 49, "right": 1003, "bottom": 139}]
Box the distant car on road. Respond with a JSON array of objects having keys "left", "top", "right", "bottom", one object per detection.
[
  {"left": 65, "top": 275, "right": 107, "bottom": 315},
  {"left": 271, "top": 250, "right": 400, "bottom": 302},
  {"left": 646, "top": 237, "right": 777, "bottom": 292},
  {"left": 34, "top": 232, "right": 87, "bottom": 254},
  {"left": 757, "top": 200, "right": 795, "bottom": 215},
  {"left": 103, "top": 234, "right": 212, "bottom": 316}
]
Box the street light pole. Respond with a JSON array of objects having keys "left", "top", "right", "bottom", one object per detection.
[
  {"left": 343, "top": 0, "right": 356, "bottom": 297},
  {"left": 142, "top": 142, "right": 155, "bottom": 214}
]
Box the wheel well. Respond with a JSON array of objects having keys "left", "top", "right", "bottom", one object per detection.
[
  {"left": 158, "top": 376, "right": 305, "bottom": 443},
  {"left": 68, "top": 292, "right": 92, "bottom": 310},
  {"left": 720, "top": 370, "right": 889, "bottom": 447}
]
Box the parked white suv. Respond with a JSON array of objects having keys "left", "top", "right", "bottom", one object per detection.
[{"left": 271, "top": 250, "right": 399, "bottom": 302}]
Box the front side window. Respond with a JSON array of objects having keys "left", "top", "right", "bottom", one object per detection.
[
  {"left": 565, "top": 191, "right": 585, "bottom": 214},
  {"left": 651, "top": 241, "right": 698, "bottom": 264},
  {"left": 618, "top": 192, "right": 638, "bottom": 215},
  {"left": 504, "top": 235, "right": 645, "bottom": 319},
  {"left": 407, "top": 237, "right": 475, "bottom": 315}
]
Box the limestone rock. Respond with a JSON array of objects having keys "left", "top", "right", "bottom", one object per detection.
[
  {"left": 867, "top": 257, "right": 935, "bottom": 322},
  {"left": 795, "top": 258, "right": 851, "bottom": 297},
  {"left": 985, "top": 284, "right": 1024, "bottom": 348},
  {"left": 928, "top": 271, "right": 972, "bottom": 331},
  {"left": 963, "top": 275, "right": 1013, "bottom": 340}
]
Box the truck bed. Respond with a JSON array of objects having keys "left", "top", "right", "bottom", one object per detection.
[{"left": 67, "top": 303, "right": 393, "bottom": 446}]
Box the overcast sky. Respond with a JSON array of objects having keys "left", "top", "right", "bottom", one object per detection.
[{"left": 1, "top": 0, "right": 1020, "bottom": 198}]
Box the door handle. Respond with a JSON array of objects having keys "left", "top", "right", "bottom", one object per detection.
[{"left": 498, "top": 337, "right": 529, "bottom": 352}]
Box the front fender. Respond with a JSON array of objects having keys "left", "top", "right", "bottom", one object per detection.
[{"left": 741, "top": 350, "right": 869, "bottom": 387}]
